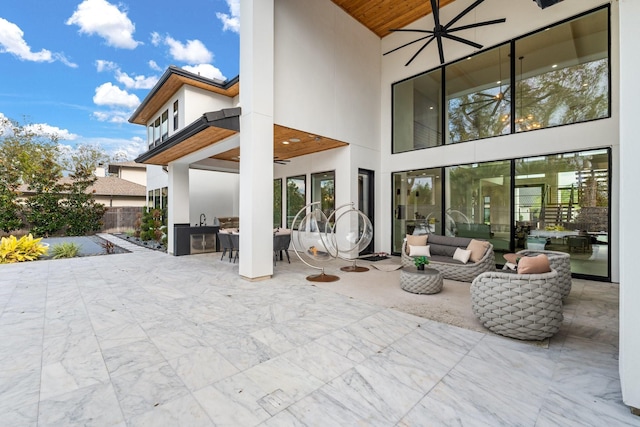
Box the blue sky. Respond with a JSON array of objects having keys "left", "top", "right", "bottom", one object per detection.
[{"left": 0, "top": 0, "right": 240, "bottom": 159}]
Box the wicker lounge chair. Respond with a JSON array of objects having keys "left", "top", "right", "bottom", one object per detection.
[{"left": 470, "top": 269, "right": 563, "bottom": 340}]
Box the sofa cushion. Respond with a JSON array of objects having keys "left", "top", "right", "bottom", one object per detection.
[
  {"left": 429, "top": 243, "right": 457, "bottom": 257},
  {"left": 453, "top": 248, "right": 472, "bottom": 264},
  {"left": 429, "top": 254, "right": 464, "bottom": 264},
  {"left": 409, "top": 245, "right": 431, "bottom": 257},
  {"left": 405, "top": 234, "right": 427, "bottom": 254},
  {"left": 467, "top": 239, "right": 490, "bottom": 262},
  {"left": 427, "top": 234, "right": 472, "bottom": 248},
  {"left": 517, "top": 254, "right": 551, "bottom": 274}
]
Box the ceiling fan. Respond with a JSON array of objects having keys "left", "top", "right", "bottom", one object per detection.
[
  {"left": 461, "top": 84, "right": 511, "bottom": 116},
  {"left": 384, "top": 0, "right": 506, "bottom": 66}
]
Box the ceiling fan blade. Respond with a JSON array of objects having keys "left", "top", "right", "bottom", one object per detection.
[
  {"left": 384, "top": 35, "right": 432, "bottom": 56},
  {"left": 448, "top": 18, "right": 507, "bottom": 33},
  {"left": 389, "top": 28, "right": 435, "bottom": 34},
  {"left": 444, "top": 0, "right": 485, "bottom": 30},
  {"left": 405, "top": 36, "right": 436, "bottom": 66},
  {"left": 430, "top": 0, "right": 442, "bottom": 28},
  {"left": 466, "top": 101, "right": 494, "bottom": 115},
  {"left": 491, "top": 100, "right": 501, "bottom": 116},
  {"left": 441, "top": 33, "right": 483, "bottom": 49}
]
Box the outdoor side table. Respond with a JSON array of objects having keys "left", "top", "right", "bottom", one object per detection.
[{"left": 400, "top": 267, "right": 443, "bottom": 294}]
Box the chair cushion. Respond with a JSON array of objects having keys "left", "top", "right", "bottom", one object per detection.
[
  {"left": 467, "top": 239, "right": 490, "bottom": 262},
  {"left": 409, "top": 245, "right": 431, "bottom": 257},
  {"left": 504, "top": 253, "right": 520, "bottom": 264},
  {"left": 453, "top": 248, "right": 472, "bottom": 264},
  {"left": 517, "top": 254, "right": 551, "bottom": 274}
]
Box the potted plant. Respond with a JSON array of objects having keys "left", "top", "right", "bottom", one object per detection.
[{"left": 414, "top": 256, "right": 429, "bottom": 271}]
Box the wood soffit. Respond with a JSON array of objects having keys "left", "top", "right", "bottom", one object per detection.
[
  {"left": 130, "top": 74, "right": 239, "bottom": 125},
  {"left": 331, "top": 0, "right": 456, "bottom": 38},
  {"left": 142, "top": 124, "right": 348, "bottom": 166},
  {"left": 211, "top": 125, "right": 348, "bottom": 164}
]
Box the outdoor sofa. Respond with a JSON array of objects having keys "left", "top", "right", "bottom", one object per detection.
[{"left": 401, "top": 233, "right": 495, "bottom": 282}]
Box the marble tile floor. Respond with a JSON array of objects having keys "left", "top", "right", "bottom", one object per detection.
[{"left": 1, "top": 249, "right": 638, "bottom": 427}]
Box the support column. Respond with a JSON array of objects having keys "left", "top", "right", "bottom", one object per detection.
[
  {"left": 238, "top": 0, "right": 274, "bottom": 280},
  {"left": 167, "top": 163, "right": 190, "bottom": 255},
  {"left": 619, "top": 0, "right": 640, "bottom": 413}
]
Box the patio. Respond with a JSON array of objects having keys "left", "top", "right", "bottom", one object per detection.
[{"left": 0, "top": 240, "right": 637, "bottom": 426}]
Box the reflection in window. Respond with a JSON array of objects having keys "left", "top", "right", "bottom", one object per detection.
[
  {"left": 446, "top": 161, "right": 511, "bottom": 252},
  {"left": 447, "top": 44, "right": 511, "bottom": 143},
  {"left": 273, "top": 179, "right": 282, "bottom": 228},
  {"left": 514, "top": 8, "right": 608, "bottom": 132},
  {"left": 515, "top": 149, "right": 609, "bottom": 278},
  {"left": 311, "top": 171, "right": 335, "bottom": 220},
  {"left": 286, "top": 175, "right": 306, "bottom": 229},
  {"left": 173, "top": 100, "right": 179, "bottom": 131},
  {"left": 393, "top": 69, "right": 442, "bottom": 153},
  {"left": 391, "top": 169, "right": 442, "bottom": 253}
]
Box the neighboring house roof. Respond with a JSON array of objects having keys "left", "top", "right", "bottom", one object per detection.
[
  {"left": 128, "top": 66, "right": 239, "bottom": 125},
  {"left": 108, "top": 161, "right": 146, "bottom": 174},
  {"left": 18, "top": 176, "right": 146, "bottom": 197}
]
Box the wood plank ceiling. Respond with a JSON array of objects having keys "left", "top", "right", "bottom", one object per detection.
[{"left": 331, "top": 0, "right": 456, "bottom": 38}]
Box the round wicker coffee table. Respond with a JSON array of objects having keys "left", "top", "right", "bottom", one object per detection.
[{"left": 400, "top": 267, "right": 443, "bottom": 294}]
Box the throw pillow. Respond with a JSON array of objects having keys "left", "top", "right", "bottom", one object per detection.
[
  {"left": 517, "top": 254, "right": 551, "bottom": 274},
  {"left": 406, "top": 234, "right": 428, "bottom": 254},
  {"left": 466, "top": 239, "right": 490, "bottom": 262},
  {"left": 409, "top": 245, "right": 431, "bottom": 257},
  {"left": 503, "top": 253, "right": 520, "bottom": 264},
  {"left": 453, "top": 247, "right": 471, "bottom": 264}
]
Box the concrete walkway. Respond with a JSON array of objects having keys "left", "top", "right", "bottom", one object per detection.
[{"left": 0, "top": 250, "right": 637, "bottom": 426}]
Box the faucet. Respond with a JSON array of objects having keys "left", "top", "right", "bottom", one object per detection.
[{"left": 199, "top": 213, "right": 206, "bottom": 226}]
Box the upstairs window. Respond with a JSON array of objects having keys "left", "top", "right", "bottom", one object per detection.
[
  {"left": 161, "top": 110, "right": 169, "bottom": 141},
  {"left": 173, "top": 100, "right": 179, "bottom": 130},
  {"left": 153, "top": 117, "right": 161, "bottom": 145}
]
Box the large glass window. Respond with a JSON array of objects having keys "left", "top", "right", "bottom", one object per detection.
[
  {"left": 447, "top": 43, "right": 511, "bottom": 143},
  {"left": 274, "top": 178, "right": 282, "bottom": 228},
  {"left": 391, "top": 149, "right": 610, "bottom": 279},
  {"left": 391, "top": 7, "right": 609, "bottom": 151},
  {"left": 392, "top": 169, "right": 442, "bottom": 253},
  {"left": 393, "top": 69, "right": 442, "bottom": 153},
  {"left": 311, "top": 171, "right": 335, "bottom": 220},
  {"left": 286, "top": 175, "right": 306, "bottom": 229},
  {"left": 147, "top": 126, "right": 154, "bottom": 148},
  {"left": 446, "top": 161, "right": 511, "bottom": 252},
  {"left": 514, "top": 8, "right": 609, "bottom": 132},
  {"left": 515, "top": 149, "right": 609, "bottom": 278}
]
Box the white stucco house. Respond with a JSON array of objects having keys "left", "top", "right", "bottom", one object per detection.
[{"left": 130, "top": 0, "right": 639, "bottom": 412}]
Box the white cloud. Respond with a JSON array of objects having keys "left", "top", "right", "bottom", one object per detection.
[
  {"left": 115, "top": 70, "right": 158, "bottom": 89},
  {"left": 148, "top": 60, "right": 162, "bottom": 72},
  {"left": 66, "top": 0, "right": 141, "bottom": 49},
  {"left": 96, "top": 59, "right": 118, "bottom": 72},
  {"left": 216, "top": 0, "right": 240, "bottom": 33},
  {"left": 150, "top": 31, "right": 161, "bottom": 46},
  {"left": 60, "top": 136, "right": 146, "bottom": 161},
  {"left": 181, "top": 64, "right": 226, "bottom": 81},
  {"left": 92, "top": 111, "right": 129, "bottom": 123},
  {"left": 93, "top": 82, "right": 140, "bottom": 108},
  {"left": 0, "top": 17, "right": 77, "bottom": 67},
  {"left": 164, "top": 36, "right": 212, "bottom": 64},
  {"left": 24, "top": 123, "right": 79, "bottom": 141}
]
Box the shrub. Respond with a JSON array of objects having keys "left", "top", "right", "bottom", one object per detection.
[
  {"left": 51, "top": 242, "right": 81, "bottom": 259},
  {"left": 0, "top": 234, "right": 49, "bottom": 263}
]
